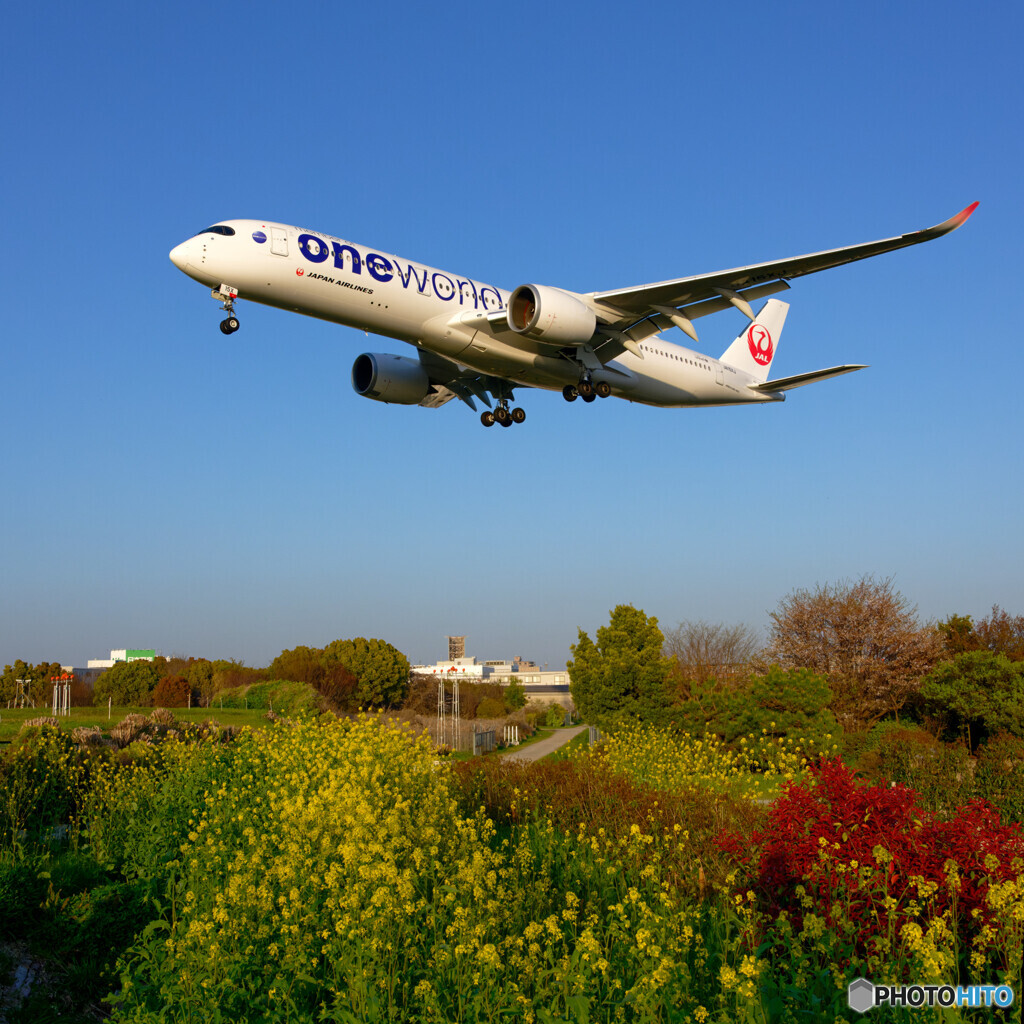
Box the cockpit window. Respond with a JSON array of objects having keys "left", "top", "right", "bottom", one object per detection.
[{"left": 198, "top": 224, "right": 235, "bottom": 236}]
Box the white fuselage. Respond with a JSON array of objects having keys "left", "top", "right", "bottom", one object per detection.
[{"left": 169, "top": 219, "right": 777, "bottom": 408}]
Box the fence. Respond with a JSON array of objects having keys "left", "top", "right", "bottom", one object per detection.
[{"left": 473, "top": 728, "right": 496, "bottom": 756}]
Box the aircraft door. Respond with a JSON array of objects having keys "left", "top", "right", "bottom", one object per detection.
[
  {"left": 270, "top": 228, "right": 289, "bottom": 256},
  {"left": 715, "top": 364, "right": 724, "bottom": 385}
]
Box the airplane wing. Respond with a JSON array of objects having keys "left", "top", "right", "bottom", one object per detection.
[
  {"left": 588, "top": 203, "right": 979, "bottom": 338},
  {"left": 416, "top": 349, "right": 523, "bottom": 411}
]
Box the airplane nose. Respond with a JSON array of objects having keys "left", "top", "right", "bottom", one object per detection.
[{"left": 169, "top": 240, "right": 190, "bottom": 270}]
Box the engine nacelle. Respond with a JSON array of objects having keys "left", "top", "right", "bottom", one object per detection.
[
  {"left": 351, "top": 353, "right": 431, "bottom": 405},
  {"left": 507, "top": 284, "right": 597, "bottom": 345}
]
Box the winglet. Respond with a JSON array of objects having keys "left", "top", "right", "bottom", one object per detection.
[{"left": 909, "top": 201, "right": 979, "bottom": 240}]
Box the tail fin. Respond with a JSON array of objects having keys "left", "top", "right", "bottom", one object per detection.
[{"left": 719, "top": 299, "right": 788, "bottom": 382}]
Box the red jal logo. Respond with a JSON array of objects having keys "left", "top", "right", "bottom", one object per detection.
[
  {"left": 296, "top": 268, "right": 304, "bottom": 276},
  {"left": 747, "top": 324, "right": 773, "bottom": 365}
]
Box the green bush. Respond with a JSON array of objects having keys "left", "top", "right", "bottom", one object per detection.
[
  {"left": 975, "top": 732, "right": 1024, "bottom": 824},
  {"left": 920, "top": 650, "right": 1024, "bottom": 748},
  {"left": 503, "top": 678, "right": 527, "bottom": 711},
  {"left": 1, "top": 726, "right": 83, "bottom": 849},
  {"left": 844, "top": 719, "right": 935, "bottom": 767},
  {"left": 212, "top": 680, "right": 320, "bottom": 715},
  {"left": 475, "top": 697, "right": 506, "bottom": 719},
  {"left": 874, "top": 729, "right": 974, "bottom": 817},
  {"left": 528, "top": 703, "right": 567, "bottom": 728},
  {"left": 674, "top": 667, "right": 839, "bottom": 751}
]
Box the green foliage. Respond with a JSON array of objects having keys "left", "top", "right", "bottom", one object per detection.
[
  {"left": 186, "top": 658, "right": 215, "bottom": 704},
  {"left": 975, "top": 732, "right": 1024, "bottom": 824},
  {"left": 322, "top": 637, "right": 411, "bottom": 707},
  {"left": 733, "top": 667, "right": 837, "bottom": 746},
  {"left": 936, "top": 612, "right": 981, "bottom": 656},
  {"left": 265, "top": 644, "right": 323, "bottom": 685},
  {"left": 503, "top": 677, "right": 527, "bottom": 711},
  {"left": 475, "top": 697, "right": 506, "bottom": 719},
  {"left": 528, "top": 702, "right": 567, "bottom": 728},
  {"left": 93, "top": 660, "right": 160, "bottom": 707},
  {"left": 214, "top": 680, "right": 321, "bottom": 715},
  {"left": 84, "top": 740, "right": 232, "bottom": 880},
  {"left": 6, "top": 713, "right": 1024, "bottom": 1020},
  {"left": 841, "top": 718, "right": 934, "bottom": 767},
  {"left": 673, "top": 667, "right": 838, "bottom": 751},
  {"left": 568, "top": 605, "right": 671, "bottom": 724},
  {"left": 872, "top": 728, "right": 974, "bottom": 817},
  {"left": 1, "top": 658, "right": 64, "bottom": 705},
  {"left": 0, "top": 848, "right": 154, "bottom": 1019},
  {"left": 920, "top": 649, "right": 1024, "bottom": 748},
  {"left": 1, "top": 726, "right": 82, "bottom": 849}
]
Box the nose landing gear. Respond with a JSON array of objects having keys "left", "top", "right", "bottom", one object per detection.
[{"left": 212, "top": 284, "right": 240, "bottom": 335}]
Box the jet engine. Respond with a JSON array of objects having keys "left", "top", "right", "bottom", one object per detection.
[
  {"left": 351, "top": 353, "right": 431, "bottom": 405},
  {"left": 507, "top": 284, "right": 597, "bottom": 344}
]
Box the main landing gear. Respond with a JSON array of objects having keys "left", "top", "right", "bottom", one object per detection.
[
  {"left": 562, "top": 378, "right": 612, "bottom": 404},
  {"left": 480, "top": 402, "right": 526, "bottom": 428},
  {"left": 213, "top": 284, "right": 240, "bottom": 334}
]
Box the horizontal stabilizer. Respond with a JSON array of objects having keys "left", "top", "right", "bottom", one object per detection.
[{"left": 748, "top": 365, "right": 868, "bottom": 392}]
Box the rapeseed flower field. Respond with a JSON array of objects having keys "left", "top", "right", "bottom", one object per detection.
[{"left": 3, "top": 713, "right": 1023, "bottom": 1022}]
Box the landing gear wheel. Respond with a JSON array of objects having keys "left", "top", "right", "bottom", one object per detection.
[
  {"left": 595, "top": 381, "right": 612, "bottom": 398},
  {"left": 511, "top": 406, "right": 526, "bottom": 424},
  {"left": 220, "top": 316, "right": 239, "bottom": 335},
  {"left": 562, "top": 385, "right": 578, "bottom": 402},
  {"left": 495, "top": 406, "right": 512, "bottom": 425},
  {"left": 582, "top": 392, "right": 596, "bottom": 403},
  {"left": 577, "top": 379, "right": 595, "bottom": 398},
  {"left": 481, "top": 411, "right": 495, "bottom": 427},
  {"left": 499, "top": 416, "right": 513, "bottom": 427}
]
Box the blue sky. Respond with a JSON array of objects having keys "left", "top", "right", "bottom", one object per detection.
[{"left": 1, "top": 0, "right": 1020, "bottom": 671}]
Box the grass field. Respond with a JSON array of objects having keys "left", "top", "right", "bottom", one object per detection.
[{"left": 0, "top": 705, "right": 271, "bottom": 743}]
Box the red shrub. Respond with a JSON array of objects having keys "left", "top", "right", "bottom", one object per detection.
[
  {"left": 152, "top": 674, "right": 191, "bottom": 708},
  {"left": 718, "top": 758, "right": 1024, "bottom": 946}
]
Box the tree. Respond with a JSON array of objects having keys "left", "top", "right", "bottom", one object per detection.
[
  {"left": 766, "top": 576, "right": 941, "bottom": 728},
  {"left": 734, "top": 667, "right": 838, "bottom": 747},
  {"left": 504, "top": 678, "right": 528, "bottom": 712},
  {"left": 568, "top": 605, "right": 671, "bottom": 724},
  {"left": 210, "top": 660, "right": 263, "bottom": 693},
  {"left": 93, "top": 659, "right": 160, "bottom": 707},
  {"left": 321, "top": 638, "right": 410, "bottom": 707},
  {"left": 920, "top": 651, "right": 1024, "bottom": 749},
  {"left": 267, "top": 646, "right": 324, "bottom": 687},
  {"left": 936, "top": 614, "right": 982, "bottom": 656},
  {"left": 663, "top": 619, "right": 761, "bottom": 695},
  {"left": 152, "top": 674, "right": 191, "bottom": 708},
  {"left": 976, "top": 606, "right": 1024, "bottom": 661},
  {"left": 187, "top": 659, "right": 216, "bottom": 706},
  {"left": 2, "top": 660, "right": 65, "bottom": 706}
]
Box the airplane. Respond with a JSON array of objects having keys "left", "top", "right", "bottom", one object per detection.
[{"left": 169, "top": 202, "right": 978, "bottom": 428}]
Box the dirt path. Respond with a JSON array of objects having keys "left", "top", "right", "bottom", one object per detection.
[{"left": 501, "top": 725, "right": 587, "bottom": 763}]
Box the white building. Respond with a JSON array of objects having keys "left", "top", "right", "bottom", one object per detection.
[
  {"left": 62, "top": 648, "right": 159, "bottom": 689},
  {"left": 86, "top": 648, "right": 157, "bottom": 670},
  {"left": 412, "top": 648, "right": 573, "bottom": 709}
]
